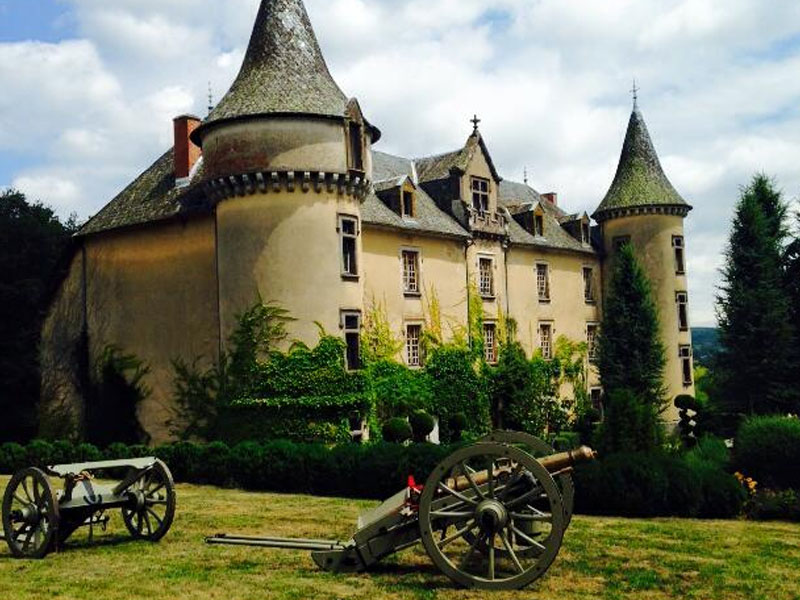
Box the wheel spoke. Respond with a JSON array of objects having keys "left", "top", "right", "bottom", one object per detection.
[
  {"left": 136, "top": 512, "right": 144, "bottom": 533},
  {"left": 430, "top": 510, "right": 474, "bottom": 519},
  {"left": 510, "top": 525, "right": 547, "bottom": 553},
  {"left": 32, "top": 478, "right": 41, "bottom": 504},
  {"left": 21, "top": 478, "right": 33, "bottom": 503},
  {"left": 487, "top": 459, "right": 495, "bottom": 498},
  {"left": 488, "top": 533, "right": 496, "bottom": 580},
  {"left": 437, "top": 519, "right": 476, "bottom": 549},
  {"left": 13, "top": 523, "right": 30, "bottom": 541},
  {"left": 437, "top": 482, "right": 478, "bottom": 506},
  {"left": 510, "top": 511, "right": 552, "bottom": 522},
  {"left": 143, "top": 511, "right": 153, "bottom": 536},
  {"left": 22, "top": 527, "right": 35, "bottom": 551},
  {"left": 146, "top": 507, "right": 163, "bottom": 530},
  {"left": 13, "top": 493, "right": 28, "bottom": 506},
  {"left": 500, "top": 531, "right": 525, "bottom": 573},
  {"left": 146, "top": 483, "right": 165, "bottom": 499},
  {"left": 506, "top": 485, "right": 545, "bottom": 509},
  {"left": 458, "top": 532, "right": 485, "bottom": 571},
  {"left": 147, "top": 499, "right": 168, "bottom": 506},
  {"left": 459, "top": 462, "right": 485, "bottom": 501}
]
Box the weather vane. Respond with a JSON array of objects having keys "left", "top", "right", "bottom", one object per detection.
[
  {"left": 631, "top": 78, "right": 639, "bottom": 109},
  {"left": 208, "top": 81, "right": 214, "bottom": 116},
  {"left": 471, "top": 114, "right": 481, "bottom": 134},
  {"left": 524, "top": 167, "right": 529, "bottom": 186}
]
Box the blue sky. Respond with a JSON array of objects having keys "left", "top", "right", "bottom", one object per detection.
[{"left": 1, "top": 0, "right": 799, "bottom": 327}]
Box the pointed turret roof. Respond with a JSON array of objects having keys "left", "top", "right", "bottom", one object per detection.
[
  {"left": 593, "top": 107, "right": 690, "bottom": 221},
  {"left": 194, "top": 0, "right": 376, "bottom": 142}
]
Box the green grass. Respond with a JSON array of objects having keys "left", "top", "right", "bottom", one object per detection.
[{"left": 1, "top": 476, "right": 799, "bottom": 600}]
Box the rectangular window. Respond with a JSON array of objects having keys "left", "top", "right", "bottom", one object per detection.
[
  {"left": 539, "top": 322, "right": 553, "bottom": 360},
  {"left": 676, "top": 291, "right": 689, "bottom": 331},
  {"left": 587, "top": 323, "right": 599, "bottom": 362},
  {"left": 613, "top": 235, "right": 631, "bottom": 251},
  {"left": 471, "top": 177, "right": 490, "bottom": 214},
  {"left": 339, "top": 215, "right": 359, "bottom": 278},
  {"left": 341, "top": 311, "right": 362, "bottom": 370},
  {"left": 673, "top": 236, "right": 686, "bottom": 274},
  {"left": 537, "top": 263, "right": 550, "bottom": 302},
  {"left": 479, "top": 257, "right": 494, "bottom": 298},
  {"left": 484, "top": 323, "right": 497, "bottom": 363},
  {"left": 583, "top": 267, "right": 595, "bottom": 303},
  {"left": 406, "top": 324, "right": 422, "bottom": 367},
  {"left": 590, "top": 387, "right": 603, "bottom": 414},
  {"left": 402, "top": 190, "right": 415, "bottom": 218},
  {"left": 679, "top": 345, "right": 693, "bottom": 386},
  {"left": 349, "top": 122, "right": 364, "bottom": 171},
  {"left": 402, "top": 250, "right": 420, "bottom": 295},
  {"left": 534, "top": 214, "right": 544, "bottom": 237},
  {"left": 582, "top": 222, "right": 591, "bottom": 244}
]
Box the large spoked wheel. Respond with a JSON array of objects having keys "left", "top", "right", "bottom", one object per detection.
[
  {"left": 480, "top": 431, "right": 575, "bottom": 527},
  {"left": 419, "top": 443, "right": 565, "bottom": 590},
  {"left": 2, "top": 468, "right": 60, "bottom": 559},
  {"left": 121, "top": 460, "right": 175, "bottom": 542}
]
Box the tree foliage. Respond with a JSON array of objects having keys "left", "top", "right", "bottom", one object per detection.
[
  {"left": 0, "top": 189, "right": 77, "bottom": 442},
  {"left": 715, "top": 175, "right": 798, "bottom": 415}
]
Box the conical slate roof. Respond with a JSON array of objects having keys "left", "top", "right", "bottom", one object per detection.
[
  {"left": 194, "top": 0, "right": 349, "bottom": 140},
  {"left": 593, "top": 107, "right": 690, "bottom": 220}
]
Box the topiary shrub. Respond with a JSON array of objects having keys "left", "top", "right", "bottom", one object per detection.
[
  {"left": 449, "top": 413, "right": 468, "bottom": 441},
  {"left": 409, "top": 410, "right": 435, "bottom": 443},
  {"left": 675, "top": 394, "right": 700, "bottom": 446},
  {"left": 382, "top": 418, "right": 412, "bottom": 444},
  {"left": 735, "top": 415, "right": 800, "bottom": 489}
]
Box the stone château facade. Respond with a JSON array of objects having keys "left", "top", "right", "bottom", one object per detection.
[{"left": 41, "top": 0, "right": 695, "bottom": 443}]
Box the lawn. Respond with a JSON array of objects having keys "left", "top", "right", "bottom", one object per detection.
[{"left": 1, "top": 475, "right": 799, "bottom": 600}]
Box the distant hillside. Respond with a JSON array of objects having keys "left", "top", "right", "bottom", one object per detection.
[{"left": 692, "top": 327, "right": 719, "bottom": 365}]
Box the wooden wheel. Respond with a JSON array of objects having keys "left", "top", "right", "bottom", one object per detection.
[
  {"left": 2, "top": 468, "right": 60, "bottom": 559},
  {"left": 121, "top": 460, "right": 176, "bottom": 542},
  {"left": 418, "top": 443, "right": 565, "bottom": 590}
]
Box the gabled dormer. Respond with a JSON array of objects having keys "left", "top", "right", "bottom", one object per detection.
[
  {"left": 559, "top": 212, "right": 592, "bottom": 246},
  {"left": 374, "top": 175, "right": 418, "bottom": 219},
  {"left": 510, "top": 202, "right": 546, "bottom": 238}
]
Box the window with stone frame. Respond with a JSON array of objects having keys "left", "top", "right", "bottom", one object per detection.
[
  {"left": 339, "top": 215, "right": 359, "bottom": 278},
  {"left": 537, "top": 263, "right": 550, "bottom": 302},
  {"left": 679, "top": 345, "right": 693, "bottom": 386},
  {"left": 673, "top": 235, "right": 686, "bottom": 274},
  {"left": 484, "top": 323, "right": 498, "bottom": 363},
  {"left": 583, "top": 266, "right": 595, "bottom": 303},
  {"left": 586, "top": 323, "right": 599, "bottom": 362},
  {"left": 479, "top": 257, "right": 494, "bottom": 298},
  {"left": 539, "top": 322, "right": 553, "bottom": 360},
  {"left": 341, "top": 311, "right": 362, "bottom": 370},
  {"left": 406, "top": 324, "right": 423, "bottom": 367},
  {"left": 676, "top": 291, "right": 689, "bottom": 331},
  {"left": 402, "top": 250, "right": 421, "bottom": 295},
  {"left": 471, "top": 177, "right": 490, "bottom": 214}
]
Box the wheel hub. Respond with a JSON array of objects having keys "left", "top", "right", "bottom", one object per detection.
[
  {"left": 17, "top": 504, "right": 41, "bottom": 525},
  {"left": 475, "top": 499, "right": 508, "bottom": 535}
]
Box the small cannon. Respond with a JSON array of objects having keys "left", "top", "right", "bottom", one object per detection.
[
  {"left": 207, "top": 431, "right": 595, "bottom": 590},
  {"left": 1, "top": 457, "right": 176, "bottom": 559}
]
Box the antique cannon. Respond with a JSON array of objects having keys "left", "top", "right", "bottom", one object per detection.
[
  {"left": 207, "top": 431, "right": 595, "bottom": 590},
  {"left": 1, "top": 457, "right": 176, "bottom": 559}
]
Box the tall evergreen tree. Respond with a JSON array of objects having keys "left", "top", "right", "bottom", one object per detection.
[
  {"left": 597, "top": 243, "right": 666, "bottom": 406},
  {"left": 715, "top": 177, "right": 797, "bottom": 415}
]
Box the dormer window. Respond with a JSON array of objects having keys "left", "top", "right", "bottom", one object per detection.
[
  {"left": 471, "top": 177, "right": 490, "bottom": 214},
  {"left": 534, "top": 214, "right": 544, "bottom": 237},
  {"left": 402, "top": 190, "right": 415, "bottom": 218},
  {"left": 582, "top": 222, "right": 591, "bottom": 244}
]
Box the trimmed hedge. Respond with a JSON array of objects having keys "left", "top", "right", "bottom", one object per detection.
[{"left": 735, "top": 416, "right": 800, "bottom": 490}]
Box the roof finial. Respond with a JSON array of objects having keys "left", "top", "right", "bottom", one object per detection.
[
  {"left": 631, "top": 78, "right": 639, "bottom": 110},
  {"left": 471, "top": 114, "right": 481, "bottom": 134},
  {"left": 524, "top": 167, "right": 529, "bottom": 186},
  {"left": 207, "top": 81, "right": 214, "bottom": 116}
]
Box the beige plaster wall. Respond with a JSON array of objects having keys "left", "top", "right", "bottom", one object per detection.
[
  {"left": 601, "top": 213, "right": 695, "bottom": 421},
  {"left": 84, "top": 217, "right": 220, "bottom": 443},
  {"left": 459, "top": 145, "right": 497, "bottom": 212}
]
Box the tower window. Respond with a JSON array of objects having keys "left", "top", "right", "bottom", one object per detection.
[
  {"left": 539, "top": 322, "right": 553, "bottom": 360},
  {"left": 406, "top": 324, "right": 423, "bottom": 368},
  {"left": 536, "top": 263, "right": 550, "bottom": 302},
  {"left": 339, "top": 215, "right": 359, "bottom": 278},
  {"left": 679, "top": 345, "right": 693, "bottom": 386},
  {"left": 402, "top": 249, "right": 420, "bottom": 295},
  {"left": 402, "top": 190, "right": 415, "bottom": 218},
  {"left": 613, "top": 235, "right": 631, "bottom": 251},
  {"left": 479, "top": 257, "right": 494, "bottom": 298},
  {"left": 583, "top": 267, "right": 595, "bottom": 303},
  {"left": 676, "top": 291, "right": 689, "bottom": 331},
  {"left": 341, "top": 311, "right": 362, "bottom": 370},
  {"left": 484, "top": 323, "right": 497, "bottom": 363},
  {"left": 471, "top": 177, "right": 490, "bottom": 214},
  {"left": 348, "top": 122, "right": 364, "bottom": 171},
  {"left": 673, "top": 236, "right": 686, "bottom": 274},
  {"left": 586, "top": 323, "right": 599, "bottom": 362}
]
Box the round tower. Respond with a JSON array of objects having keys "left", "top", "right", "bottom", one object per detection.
[
  {"left": 593, "top": 102, "right": 694, "bottom": 423},
  {"left": 191, "top": 0, "right": 380, "bottom": 357}
]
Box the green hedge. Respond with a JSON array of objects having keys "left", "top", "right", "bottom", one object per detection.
[
  {"left": 215, "top": 394, "right": 373, "bottom": 445},
  {"left": 735, "top": 416, "right": 800, "bottom": 490}
]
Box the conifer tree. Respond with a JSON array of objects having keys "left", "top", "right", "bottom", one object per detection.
[
  {"left": 597, "top": 243, "right": 666, "bottom": 408},
  {"left": 715, "top": 177, "right": 797, "bottom": 415}
]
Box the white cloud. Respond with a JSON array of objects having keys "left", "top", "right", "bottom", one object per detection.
[{"left": 1, "top": 0, "right": 800, "bottom": 327}]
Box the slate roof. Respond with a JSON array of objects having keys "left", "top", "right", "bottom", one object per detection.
[
  {"left": 415, "top": 133, "right": 501, "bottom": 183},
  {"left": 594, "top": 108, "right": 690, "bottom": 219},
  {"left": 78, "top": 151, "right": 209, "bottom": 236}
]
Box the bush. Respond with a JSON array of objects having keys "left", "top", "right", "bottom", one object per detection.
[
  {"left": 370, "top": 360, "right": 434, "bottom": 419},
  {"left": 595, "top": 388, "right": 663, "bottom": 454},
  {"left": 409, "top": 410, "right": 435, "bottom": 442},
  {"left": 744, "top": 489, "right": 800, "bottom": 522},
  {"left": 735, "top": 416, "right": 800, "bottom": 489},
  {"left": 25, "top": 439, "right": 55, "bottom": 468},
  {"left": 552, "top": 432, "right": 580, "bottom": 451},
  {"left": 0, "top": 442, "right": 26, "bottom": 473},
  {"left": 382, "top": 418, "right": 412, "bottom": 443}
]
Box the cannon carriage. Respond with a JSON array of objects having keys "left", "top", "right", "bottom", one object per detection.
[
  {"left": 207, "top": 432, "right": 595, "bottom": 590},
  {"left": 1, "top": 457, "right": 176, "bottom": 559}
]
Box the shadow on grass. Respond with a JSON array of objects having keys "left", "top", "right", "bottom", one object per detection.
[{"left": 0, "top": 531, "right": 159, "bottom": 560}]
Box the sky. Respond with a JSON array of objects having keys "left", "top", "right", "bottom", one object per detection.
[{"left": 1, "top": 0, "right": 799, "bottom": 327}]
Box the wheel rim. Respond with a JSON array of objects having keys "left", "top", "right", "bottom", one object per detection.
[
  {"left": 419, "top": 443, "right": 565, "bottom": 590},
  {"left": 2, "top": 468, "right": 59, "bottom": 559},
  {"left": 121, "top": 460, "right": 175, "bottom": 542}
]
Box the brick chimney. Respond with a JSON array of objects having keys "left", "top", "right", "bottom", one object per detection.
[
  {"left": 173, "top": 115, "right": 202, "bottom": 180},
  {"left": 542, "top": 192, "right": 558, "bottom": 206}
]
